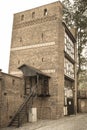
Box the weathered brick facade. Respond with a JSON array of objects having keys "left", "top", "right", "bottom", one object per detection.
[
  {"left": 9, "top": 1, "right": 65, "bottom": 119},
  {"left": 0, "top": 70, "right": 24, "bottom": 127},
  {"left": 0, "top": 1, "right": 77, "bottom": 128}
]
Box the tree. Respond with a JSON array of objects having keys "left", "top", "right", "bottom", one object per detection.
[{"left": 62, "top": 0, "right": 87, "bottom": 89}]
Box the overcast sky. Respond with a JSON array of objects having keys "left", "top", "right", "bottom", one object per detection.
[{"left": 0, "top": 0, "right": 73, "bottom": 73}]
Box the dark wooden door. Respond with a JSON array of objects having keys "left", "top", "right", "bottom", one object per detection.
[
  {"left": 25, "top": 77, "right": 31, "bottom": 95},
  {"left": 67, "top": 98, "right": 74, "bottom": 115}
]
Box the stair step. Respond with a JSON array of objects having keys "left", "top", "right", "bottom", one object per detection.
[
  {"left": 11, "top": 123, "right": 18, "bottom": 126},
  {"left": 12, "top": 119, "right": 18, "bottom": 122},
  {"left": 12, "top": 123, "right": 18, "bottom": 125},
  {"left": 11, "top": 124, "right": 18, "bottom": 127},
  {"left": 20, "top": 111, "right": 26, "bottom": 113},
  {"left": 12, "top": 119, "right": 18, "bottom": 121},
  {"left": 14, "top": 117, "right": 22, "bottom": 120},
  {"left": 9, "top": 88, "right": 37, "bottom": 127}
]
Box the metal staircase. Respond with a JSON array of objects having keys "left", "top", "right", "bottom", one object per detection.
[
  {"left": 8, "top": 85, "right": 37, "bottom": 127},
  {"left": 8, "top": 64, "right": 50, "bottom": 127}
]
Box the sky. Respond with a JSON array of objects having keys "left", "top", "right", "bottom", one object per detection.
[{"left": 0, "top": 0, "right": 73, "bottom": 73}]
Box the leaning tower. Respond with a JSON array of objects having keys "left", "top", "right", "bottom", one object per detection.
[{"left": 9, "top": 1, "right": 77, "bottom": 118}]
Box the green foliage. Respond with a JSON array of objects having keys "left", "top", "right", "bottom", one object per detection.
[{"left": 62, "top": 0, "right": 87, "bottom": 88}]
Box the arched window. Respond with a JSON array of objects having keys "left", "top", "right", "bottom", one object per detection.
[
  {"left": 32, "top": 12, "right": 35, "bottom": 18},
  {"left": 21, "top": 14, "right": 24, "bottom": 21},
  {"left": 44, "top": 9, "right": 48, "bottom": 16}
]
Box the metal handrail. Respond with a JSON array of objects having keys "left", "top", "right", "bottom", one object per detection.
[{"left": 8, "top": 85, "right": 37, "bottom": 127}]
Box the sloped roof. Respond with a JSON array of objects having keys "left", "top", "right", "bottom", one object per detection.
[{"left": 18, "top": 64, "right": 50, "bottom": 78}]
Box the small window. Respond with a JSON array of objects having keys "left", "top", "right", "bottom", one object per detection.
[
  {"left": 12, "top": 79, "right": 15, "bottom": 85},
  {"left": 32, "top": 12, "right": 35, "bottom": 18},
  {"left": 4, "top": 92, "right": 7, "bottom": 96},
  {"left": 42, "top": 33, "right": 43, "bottom": 40},
  {"left": 21, "top": 14, "right": 24, "bottom": 21},
  {"left": 42, "top": 58, "right": 44, "bottom": 62},
  {"left": 44, "top": 9, "right": 48, "bottom": 16},
  {"left": 20, "top": 37, "right": 22, "bottom": 42},
  {"left": 18, "top": 60, "right": 20, "bottom": 65}
]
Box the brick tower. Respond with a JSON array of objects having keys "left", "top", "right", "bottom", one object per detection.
[{"left": 9, "top": 1, "right": 77, "bottom": 119}]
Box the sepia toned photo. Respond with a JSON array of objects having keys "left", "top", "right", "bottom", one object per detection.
[{"left": 0, "top": 0, "right": 87, "bottom": 129}]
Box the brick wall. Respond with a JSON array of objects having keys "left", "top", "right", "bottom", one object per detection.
[
  {"left": 0, "top": 72, "right": 24, "bottom": 127},
  {"left": 8, "top": 2, "right": 64, "bottom": 119}
]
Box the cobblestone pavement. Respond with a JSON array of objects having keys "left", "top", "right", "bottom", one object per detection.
[{"left": 1, "top": 114, "right": 87, "bottom": 130}]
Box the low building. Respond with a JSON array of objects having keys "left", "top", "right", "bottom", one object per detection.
[{"left": 0, "top": 70, "right": 24, "bottom": 127}]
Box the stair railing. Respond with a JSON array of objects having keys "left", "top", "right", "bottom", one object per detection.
[{"left": 8, "top": 85, "right": 37, "bottom": 127}]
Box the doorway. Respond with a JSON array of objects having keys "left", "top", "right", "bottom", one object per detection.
[{"left": 67, "top": 98, "right": 74, "bottom": 115}]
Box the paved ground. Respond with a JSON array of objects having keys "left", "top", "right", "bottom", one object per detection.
[{"left": 1, "top": 114, "right": 87, "bottom": 130}]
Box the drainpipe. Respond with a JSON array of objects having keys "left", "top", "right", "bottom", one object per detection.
[{"left": 74, "top": 38, "right": 77, "bottom": 115}]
